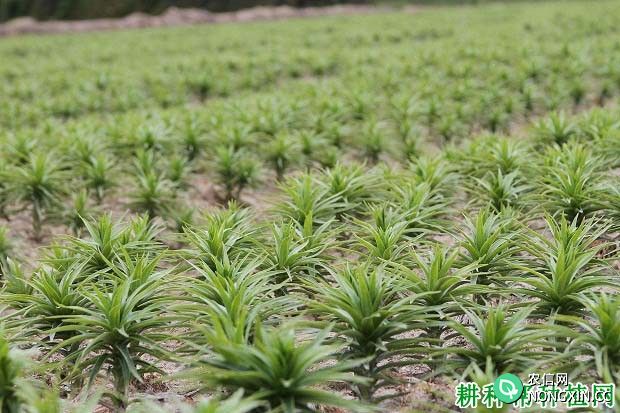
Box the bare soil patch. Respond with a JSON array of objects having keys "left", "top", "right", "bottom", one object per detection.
[{"left": 0, "top": 5, "right": 405, "bottom": 37}]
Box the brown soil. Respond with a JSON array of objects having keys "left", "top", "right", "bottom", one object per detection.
[{"left": 0, "top": 5, "right": 408, "bottom": 37}]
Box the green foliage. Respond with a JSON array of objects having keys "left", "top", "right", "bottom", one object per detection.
[
  {"left": 535, "top": 112, "right": 577, "bottom": 146},
  {"left": 180, "top": 114, "right": 207, "bottom": 162},
  {"left": 552, "top": 294, "right": 620, "bottom": 386},
  {"left": 212, "top": 146, "right": 261, "bottom": 201},
  {"left": 176, "top": 257, "right": 285, "bottom": 348},
  {"left": 320, "top": 161, "right": 376, "bottom": 215},
  {"left": 441, "top": 306, "right": 547, "bottom": 375},
  {"left": 468, "top": 170, "right": 529, "bottom": 211},
  {"left": 353, "top": 205, "right": 410, "bottom": 263},
  {"left": 457, "top": 208, "right": 521, "bottom": 286},
  {"left": 275, "top": 173, "right": 343, "bottom": 227},
  {"left": 45, "top": 213, "right": 163, "bottom": 276},
  {"left": 264, "top": 133, "right": 300, "bottom": 180},
  {"left": 4, "top": 152, "right": 67, "bottom": 240},
  {"left": 263, "top": 219, "right": 330, "bottom": 286},
  {"left": 360, "top": 120, "right": 387, "bottom": 164},
  {"left": 3, "top": 263, "right": 89, "bottom": 342},
  {"left": 128, "top": 170, "right": 175, "bottom": 218},
  {"left": 512, "top": 216, "right": 615, "bottom": 315},
  {"left": 410, "top": 156, "right": 455, "bottom": 195},
  {"left": 1, "top": 2, "right": 620, "bottom": 411},
  {"left": 182, "top": 202, "right": 255, "bottom": 269},
  {"left": 537, "top": 143, "right": 605, "bottom": 222},
  {"left": 188, "top": 324, "right": 369, "bottom": 412},
  {"left": 64, "top": 189, "right": 95, "bottom": 237},
  {"left": 398, "top": 244, "right": 477, "bottom": 308},
  {"left": 308, "top": 264, "right": 432, "bottom": 401},
  {"left": 82, "top": 153, "right": 115, "bottom": 202},
  {"left": 0, "top": 330, "right": 29, "bottom": 413},
  {"left": 167, "top": 154, "right": 192, "bottom": 192},
  {"left": 389, "top": 181, "right": 451, "bottom": 236},
  {"left": 0, "top": 226, "right": 13, "bottom": 272},
  {"left": 46, "top": 254, "right": 175, "bottom": 408}
]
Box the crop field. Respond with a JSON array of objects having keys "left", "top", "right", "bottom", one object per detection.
[{"left": 1, "top": 1, "right": 620, "bottom": 412}]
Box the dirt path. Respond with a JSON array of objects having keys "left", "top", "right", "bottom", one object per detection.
[{"left": 0, "top": 5, "right": 409, "bottom": 37}]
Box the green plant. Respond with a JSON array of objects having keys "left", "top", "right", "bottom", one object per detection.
[
  {"left": 3, "top": 263, "right": 89, "bottom": 346},
  {"left": 0, "top": 226, "right": 13, "bottom": 273},
  {"left": 0, "top": 329, "right": 31, "bottom": 413},
  {"left": 457, "top": 208, "right": 521, "bottom": 286},
  {"left": 599, "top": 185, "right": 620, "bottom": 232},
  {"left": 167, "top": 154, "right": 192, "bottom": 194},
  {"left": 263, "top": 220, "right": 329, "bottom": 287},
  {"left": 511, "top": 216, "right": 615, "bottom": 315},
  {"left": 4, "top": 152, "right": 67, "bottom": 240},
  {"left": 538, "top": 143, "right": 604, "bottom": 222},
  {"left": 441, "top": 306, "right": 547, "bottom": 376},
  {"left": 70, "top": 135, "right": 103, "bottom": 166},
  {"left": 402, "top": 134, "right": 421, "bottom": 162},
  {"left": 436, "top": 114, "right": 463, "bottom": 143},
  {"left": 582, "top": 108, "right": 620, "bottom": 142},
  {"left": 390, "top": 181, "right": 450, "bottom": 236},
  {"left": 132, "top": 149, "right": 158, "bottom": 178},
  {"left": 468, "top": 170, "right": 529, "bottom": 211},
  {"left": 0, "top": 161, "right": 8, "bottom": 220},
  {"left": 551, "top": 294, "right": 620, "bottom": 390},
  {"left": 484, "top": 108, "right": 508, "bottom": 134},
  {"left": 188, "top": 391, "right": 264, "bottom": 413},
  {"left": 308, "top": 264, "right": 434, "bottom": 401},
  {"left": 297, "top": 130, "right": 324, "bottom": 161},
  {"left": 535, "top": 111, "right": 577, "bottom": 146},
  {"left": 64, "top": 189, "right": 95, "bottom": 237},
  {"left": 182, "top": 202, "right": 255, "bottom": 269},
  {"left": 275, "top": 173, "right": 343, "bottom": 227},
  {"left": 187, "top": 324, "right": 369, "bottom": 413},
  {"left": 320, "top": 161, "right": 376, "bottom": 216},
  {"left": 353, "top": 205, "right": 410, "bottom": 264},
  {"left": 169, "top": 203, "right": 195, "bottom": 233},
  {"left": 216, "top": 125, "right": 254, "bottom": 152},
  {"left": 82, "top": 153, "right": 115, "bottom": 202},
  {"left": 0, "top": 329, "right": 85, "bottom": 413},
  {"left": 264, "top": 133, "right": 299, "bottom": 180},
  {"left": 458, "top": 136, "right": 529, "bottom": 179},
  {"left": 3, "top": 3, "right": 620, "bottom": 411},
  {"left": 49, "top": 213, "right": 162, "bottom": 275},
  {"left": 46, "top": 255, "right": 175, "bottom": 410},
  {"left": 410, "top": 156, "right": 454, "bottom": 194},
  {"left": 569, "top": 78, "right": 585, "bottom": 106},
  {"left": 398, "top": 244, "right": 477, "bottom": 309},
  {"left": 313, "top": 144, "right": 339, "bottom": 169},
  {"left": 180, "top": 114, "right": 206, "bottom": 162},
  {"left": 250, "top": 100, "right": 289, "bottom": 136},
  {"left": 0, "top": 258, "right": 31, "bottom": 298},
  {"left": 128, "top": 170, "right": 174, "bottom": 218},
  {"left": 323, "top": 122, "right": 346, "bottom": 149},
  {"left": 360, "top": 120, "right": 387, "bottom": 164},
  {"left": 212, "top": 146, "right": 261, "bottom": 201},
  {"left": 420, "top": 97, "right": 441, "bottom": 127},
  {"left": 175, "top": 256, "right": 292, "bottom": 354},
  {"left": 6, "top": 133, "right": 38, "bottom": 165},
  {"left": 136, "top": 122, "right": 169, "bottom": 152},
  {"left": 486, "top": 138, "right": 529, "bottom": 175},
  {"left": 348, "top": 90, "right": 374, "bottom": 121},
  {"left": 19, "top": 390, "right": 100, "bottom": 413}
]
